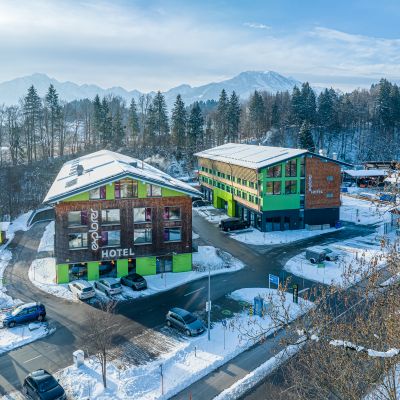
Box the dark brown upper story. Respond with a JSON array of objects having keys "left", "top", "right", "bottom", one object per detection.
[
  {"left": 54, "top": 196, "right": 193, "bottom": 264},
  {"left": 305, "top": 157, "right": 341, "bottom": 209}
]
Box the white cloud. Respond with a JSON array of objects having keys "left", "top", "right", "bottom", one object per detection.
[{"left": 0, "top": 1, "right": 398, "bottom": 91}]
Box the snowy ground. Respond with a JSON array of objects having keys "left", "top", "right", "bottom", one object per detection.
[
  {"left": 193, "top": 206, "right": 228, "bottom": 225},
  {"left": 230, "top": 226, "right": 341, "bottom": 245},
  {"left": 29, "top": 246, "right": 245, "bottom": 302},
  {"left": 284, "top": 233, "right": 388, "bottom": 287},
  {"left": 37, "top": 221, "right": 54, "bottom": 252},
  {"left": 0, "top": 211, "right": 55, "bottom": 356},
  {"left": 55, "top": 288, "right": 311, "bottom": 400},
  {"left": 340, "top": 194, "right": 391, "bottom": 225}
]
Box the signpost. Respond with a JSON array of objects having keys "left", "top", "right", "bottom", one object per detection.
[
  {"left": 292, "top": 284, "right": 299, "bottom": 304},
  {"left": 222, "top": 320, "right": 227, "bottom": 350},
  {"left": 268, "top": 274, "right": 279, "bottom": 289}
]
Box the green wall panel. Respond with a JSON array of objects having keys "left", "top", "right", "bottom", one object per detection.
[
  {"left": 138, "top": 181, "right": 147, "bottom": 198},
  {"left": 136, "top": 256, "right": 156, "bottom": 275},
  {"left": 162, "top": 187, "right": 185, "bottom": 197},
  {"left": 106, "top": 183, "right": 115, "bottom": 200},
  {"left": 212, "top": 187, "right": 235, "bottom": 217},
  {"left": 172, "top": 253, "right": 192, "bottom": 273},
  {"left": 117, "top": 259, "right": 128, "bottom": 278},
  {"left": 87, "top": 261, "right": 99, "bottom": 281},
  {"left": 56, "top": 264, "right": 69, "bottom": 284},
  {"left": 63, "top": 192, "right": 90, "bottom": 202}
]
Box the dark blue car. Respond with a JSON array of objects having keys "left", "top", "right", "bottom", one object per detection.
[{"left": 2, "top": 302, "right": 46, "bottom": 328}]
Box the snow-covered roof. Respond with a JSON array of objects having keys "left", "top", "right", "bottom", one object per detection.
[
  {"left": 343, "top": 169, "right": 388, "bottom": 177},
  {"left": 44, "top": 150, "right": 201, "bottom": 204},
  {"left": 195, "top": 143, "right": 308, "bottom": 170}
]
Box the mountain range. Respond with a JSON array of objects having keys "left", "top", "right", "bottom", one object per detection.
[{"left": 0, "top": 71, "right": 302, "bottom": 107}]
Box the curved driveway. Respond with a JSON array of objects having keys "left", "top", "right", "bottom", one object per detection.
[{"left": 0, "top": 215, "right": 374, "bottom": 394}]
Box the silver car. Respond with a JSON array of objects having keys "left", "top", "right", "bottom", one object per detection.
[
  {"left": 166, "top": 307, "right": 205, "bottom": 336},
  {"left": 67, "top": 280, "right": 95, "bottom": 300},
  {"left": 94, "top": 278, "right": 123, "bottom": 296}
]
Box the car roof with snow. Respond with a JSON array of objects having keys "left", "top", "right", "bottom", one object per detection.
[
  {"left": 195, "top": 143, "right": 352, "bottom": 170},
  {"left": 43, "top": 150, "right": 201, "bottom": 203},
  {"left": 170, "top": 307, "right": 191, "bottom": 317},
  {"left": 72, "top": 280, "right": 93, "bottom": 288}
]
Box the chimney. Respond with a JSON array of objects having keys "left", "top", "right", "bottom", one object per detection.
[
  {"left": 332, "top": 152, "right": 338, "bottom": 160},
  {"left": 77, "top": 164, "right": 84, "bottom": 176}
]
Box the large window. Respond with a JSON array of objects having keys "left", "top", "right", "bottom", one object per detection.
[
  {"left": 101, "top": 230, "right": 120, "bottom": 247},
  {"left": 163, "top": 206, "right": 181, "bottom": 220},
  {"left": 300, "top": 157, "right": 305, "bottom": 177},
  {"left": 268, "top": 165, "right": 282, "bottom": 178},
  {"left": 68, "top": 233, "right": 88, "bottom": 249},
  {"left": 101, "top": 209, "right": 120, "bottom": 225},
  {"left": 266, "top": 181, "right": 281, "bottom": 195},
  {"left": 285, "top": 160, "right": 297, "bottom": 177},
  {"left": 133, "top": 207, "right": 152, "bottom": 223},
  {"left": 68, "top": 211, "right": 88, "bottom": 227},
  {"left": 89, "top": 186, "right": 106, "bottom": 200},
  {"left": 285, "top": 180, "right": 297, "bottom": 195},
  {"left": 134, "top": 228, "right": 152, "bottom": 244},
  {"left": 69, "top": 263, "right": 88, "bottom": 281},
  {"left": 164, "top": 227, "right": 181, "bottom": 242},
  {"left": 146, "top": 184, "right": 161, "bottom": 197},
  {"left": 115, "top": 179, "right": 137, "bottom": 198}
]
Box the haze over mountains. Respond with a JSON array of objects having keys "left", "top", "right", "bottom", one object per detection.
[{"left": 0, "top": 71, "right": 302, "bottom": 107}]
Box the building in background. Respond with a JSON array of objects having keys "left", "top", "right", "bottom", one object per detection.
[
  {"left": 195, "top": 143, "right": 351, "bottom": 232},
  {"left": 44, "top": 150, "right": 200, "bottom": 284}
]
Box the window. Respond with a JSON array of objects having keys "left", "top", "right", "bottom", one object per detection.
[
  {"left": 327, "top": 175, "right": 334, "bottom": 182},
  {"left": 249, "top": 181, "right": 254, "bottom": 189},
  {"left": 164, "top": 206, "right": 181, "bottom": 220},
  {"left": 300, "top": 157, "right": 305, "bottom": 177},
  {"left": 69, "top": 263, "right": 87, "bottom": 281},
  {"left": 268, "top": 165, "right": 281, "bottom": 178},
  {"left": 285, "top": 160, "right": 297, "bottom": 177},
  {"left": 164, "top": 227, "right": 182, "bottom": 242},
  {"left": 133, "top": 207, "right": 152, "bottom": 223},
  {"left": 68, "top": 211, "right": 88, "bottom": 227},
  {"left": 300, "top": 179, "right": 305, "bottom": 194},
  {"left": 227, "top": 174, "right": 231, "bottom": 180},
  {"left": 101, "top": 230, "right": 120, "bottom": 247},
  {"left": 237, "top": 178, "right": 242, "bottom": 184},
  {"left": 266, "top": 181, "right": 281, "bottom": 195},
  {"left": 101, "top": 209, "right": 120, "bottom": 225},
  {"left": 249, "top": 195, "right": 254, "bottom": 202},
  {"left": 147, "top": 184, "right": 162, "bottom": 197},
  {"left": 255, "top": 197, "right": 259, "bottom": 205},
  {"left": 237, "top": 190, "right": 241, "bottom": 197},
  {"left": 242, "top": 179, "right": 247, "bottom": 186},
  {"left": 89, "top": 186, "right": 106, "bottom": 200},
  {"left": 68, "top": 233, "right": 88, "bottom": 249},
  {"left": 285, "top": 180, "right": 297, "bottom": 195},
  {"left": 242, "top": 192, "right": 247, "bottom": 199},
  {"left": 134, "top": 228, "right": 152, "bottom": 244},
  {"left": 327, "top": 192, "right": 334, "bottom": 198},
  {"left": 115, "top": 179, "right": 137, "bottom": 198}
]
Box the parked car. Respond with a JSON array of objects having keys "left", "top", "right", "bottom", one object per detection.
[
  {"left": 323, "top": 247, "right": 340, "bottom": 261},
  {"left": 192, "top": 199, "right": 210, "bottom": 207},
  {"left": 305, "top": 247, "right": 327, "bottom": 264},
  {"left": 2, "top": 302, "right": 46, "bottom": 328},
  {"left": 94, "top": 278, "right": 122, "bottom": 296},
  {"left": 120, "top": 273, "right": 147, "bottom": 290},
  {"left": 67, "top": 280, "right": 96, "bottom": 300},
  {"left": 219, "top": 217, "right": 250, "bottom": 232},
  {"left": 166, "top": 307, "right": 205, "bottom": 336},
  {"left": 23, "top": 369, "right": 66, "bottom": 400}
]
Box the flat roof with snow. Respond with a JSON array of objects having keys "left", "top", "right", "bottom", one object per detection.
[
  {"left": 343, "top": 169, "right": 388, "bottom": 178},
  {"left": 195, "top": 143, "right": 351, "bottom": 170},
  {"left": 44, "top": 150, "right": 201, "bottom": 204}
]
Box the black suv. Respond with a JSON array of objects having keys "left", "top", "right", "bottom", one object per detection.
[
  {"left": 219, "top": 217, "right": 250, "bottom": 232},
  {"left": 23, "top": 369, "right": 66, "bottom": 400}
]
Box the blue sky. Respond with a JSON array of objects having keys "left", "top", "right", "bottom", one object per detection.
[{"left": 0, "top": 0, "right": 399, "bottom": 91}]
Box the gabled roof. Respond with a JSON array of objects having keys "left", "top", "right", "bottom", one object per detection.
[
  {"left": 195, "top": 143, "right": 352, "bottom": 169},
  {"left": 44, "top": 150, "right": 201, "bottom": 204}
]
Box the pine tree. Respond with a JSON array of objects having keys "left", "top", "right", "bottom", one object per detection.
[
  {"left": 101, "top": 98, "right": 112, "bottom": 146},
  {"left": 112, "top": 107, "right": 124, "bottom": 147},
  {"left": 248, "top": 90, "right": 266, "bottom": 139},
  {"left": 216, "top": 89, "right": 229, "bottom": 144},
  {"left": 152, "top": 91, "right": 169, "bottom": 137},
  {"left": 301, "top": 82, "right": 317, "bottom": 124},
  {"left": 44, "top": 84, "right": 62, "bottom": 158},
  {"left": 128, "top": 98, "right": 140, "bottom": 143},
  {"left": 93, "top": 95, "right": 103, "bottom": 146},
  {"left": 187, "top": 102, "right": 204, "bottom": 153},
  {"left": 228, "top": 91, "right": 240, "bottom": 142},
  {"left": 298, "top": 120, "right": 315, "bottom": 151},
  {"left": 23, "top": 85, "right": 42, "bottom": 163},
  {"left": 291, "top": 86, "right": 303, "bottom": 124},
  {"left": 171, "top": 94, "right": 187, "bottom": 153}
]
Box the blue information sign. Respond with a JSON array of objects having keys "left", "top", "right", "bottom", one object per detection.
[{"left": 268, "top": 274, "right": 279, "bottom": 288}]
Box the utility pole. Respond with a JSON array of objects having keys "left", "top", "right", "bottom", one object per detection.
[{"left": 207, "top": 265, "right": 211, "bottom": 341}]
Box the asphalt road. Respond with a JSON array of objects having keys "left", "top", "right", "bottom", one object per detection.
[{"left": 0, "top": 214, "right": 375, "bottom": 395}]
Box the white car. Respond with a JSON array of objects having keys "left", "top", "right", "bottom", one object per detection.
[
  {"left": 68, "top": 280, "right": 96, "bottom": 300},
  {"left": 94, "top": 278, "right": 123, "bottom": 296}
]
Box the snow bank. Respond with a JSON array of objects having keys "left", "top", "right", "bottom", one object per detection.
[
  {"left": 0, "top": 249, "right": 19, "bottom": 309},
  {"left": 38, "top": 221, "right": 54, "bottom": 252}
]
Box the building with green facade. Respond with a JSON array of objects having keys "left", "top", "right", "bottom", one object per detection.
[
  {"left": 43, "top": 150, "right": 201, "bottom": 283},
  {"left": 195, "top": 143, "right": 350, "bottom": 232}
]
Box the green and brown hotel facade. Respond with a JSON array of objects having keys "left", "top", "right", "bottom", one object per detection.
[
  {"left": 44, "top": 150, "right": 201, "bottom": 283},
  {"left": 195, "top": 143, "right": 351, "bottom": 232}
]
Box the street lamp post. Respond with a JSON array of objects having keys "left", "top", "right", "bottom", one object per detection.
[{"left": 207, "top": 265, "right": 211, "bottom": 341}]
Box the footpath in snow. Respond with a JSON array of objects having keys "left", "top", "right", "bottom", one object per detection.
[
  {"left": 56, "top": 288, "right": 312, "bottom": 400},
  {"left": 30, "top": 240, "right": 245, "bottom": 302},
  {"left": 0, "top": 211, "right": 54, "bottom": 355}
]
